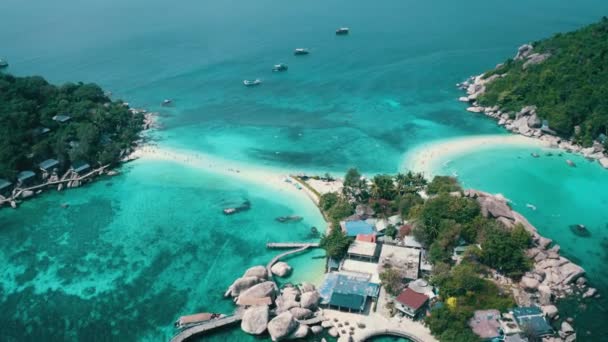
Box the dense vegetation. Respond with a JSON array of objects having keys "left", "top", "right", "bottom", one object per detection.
[
  {"left": 479, "top": 17, "right": 608, "bottom": 145},
  {"left": 0, "top": 73, "right": 144, "bottom": 180},
  {"left": 316, "top": 169, "right": 533, "bottom": 341}
]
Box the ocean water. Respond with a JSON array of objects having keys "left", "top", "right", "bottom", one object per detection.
[{"left": 2, "top": 0, "right": 608, "bottom": 340}]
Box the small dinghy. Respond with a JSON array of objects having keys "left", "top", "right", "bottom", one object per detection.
[
  {"left": 276, "top": 215, "right": 303, "bottom": 223},
  {"left": 531, "top": 153, "right": 540, "bottom": 158},
  {"left": 162, "top": 99, "right": 172, "bottom": 106},
  {"left": 526, "top": 203, "right": 537, "bottom": 211},
  {"left": 336, "top": 27, "right": 349, "bottom": 35},
  {"left": 0, "top": 58, "right": 8, "bottom": 68},
  {"left": 272, "top": 63, "right": 288, "bottom": 72},
  {"left": 569, "top": 224, "right": 591, "bottom": 237},
  {"left": 566, "top": 159, "right": 576, "bottom": 167},
  {"left": 174, "top": 313, "right": 224, "bottom": 329},
  {"left": 243, "top": 79, "right": 262, "bottom": 86},
  {"left": 294, "top": 48, "right": 309, "bottom": 55},
  {"left": 223, "top": 200, "right": 251, "bottom": 215}
]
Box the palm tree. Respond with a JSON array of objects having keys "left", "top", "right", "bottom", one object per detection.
[{"left": 395, "top": 173, "right": 408, "bottom": 196}]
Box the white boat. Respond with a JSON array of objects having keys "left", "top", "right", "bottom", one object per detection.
[
  {"left": 243, "top": 79, "right": 262, "bottom": 86},
  {"left": 0, "top": 58, "right": 8, "bottom": 68},
  {"left": 272, "top": 63, "right": 288, "bottom": 72},
  {"left": 336, "top": 27, "right": 349, "bottom": 35},
  {"left": 526, "top": 203, "right": 537, "bottom": 211},
  {"left": 162, "top": 99, "right": 172, "bottom": 106},
  {"left": 294, "top": 48, "right": 309, "bottom": 55}
]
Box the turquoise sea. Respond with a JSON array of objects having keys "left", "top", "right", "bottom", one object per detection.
[{"left": 1, "top": 0, "right": 608, "bottom": 340}]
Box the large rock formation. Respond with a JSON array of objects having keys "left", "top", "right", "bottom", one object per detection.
[
  {"left": 287, "top": 324, "right": 309, "bottom": 339},
  {"left": 271, "top": 262, "right": 292, "bottom": 277},
  {"left": 241, "top": 305, "right": 269, "bottom": 335},
  {"left": 225, "top": 276, "right": 262, "bottom": 297},
  {"left": 244, "top": 265, "right": 268, "bottom": 279},
  {"left": 289, "top": 307, "right": 313, "bottom": 320},
  {"left": 239, "top": 281, "right": 278, "bottom": 300},
  {"left": 300, "top": 291, "right": 320, "bottom": 310},
  {"left": 268, "top": 312, "right": 299, "bottom": 341}
]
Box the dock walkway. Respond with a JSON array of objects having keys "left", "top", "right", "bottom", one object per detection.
[
  {"left": 170, "top": 312, "right": 243, "bottom": 342},
  {"left": 266, "top": 242, "right": 319, "bottom": 249}
]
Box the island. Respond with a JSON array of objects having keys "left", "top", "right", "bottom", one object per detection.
[
  {"left": 0, "top": 73, "right": 151, "bottom": 208},
  {"left": 458, "top": 17, "right": 608, "bottom": 169},
  {"left": 170, "top": 170, "right": 591, "bottom": 342}
]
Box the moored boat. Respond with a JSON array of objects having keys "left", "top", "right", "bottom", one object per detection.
[
  {"left": 569, "top": 224, "right": 591, "bottom": 237},
  {"left": 0, "top": 58, "right": 8, "bottom": 68},
  {"left": 174, "top": 313, "right": 223, "bottom": 329},
  {"left": 223, "top": 200, "right": 251, "bottom": 215},
  {"left": 243, "top": 79, "right": 262, "bottom": 86},
  {"left": 336, "top": 27, "right": 349, "bottom": 35},
  {"left": 566, "top": 159, "right": 576, "bottom": 167},
  {"left": 275, "top": 215, "right": 303, "bottom": 223},
  {"left": 162, "top": 99, "right": 172, "bottom": 106},
  {"left": 272, "top": 63, "right": 288, "bottom": 72},
  {"left": 294, "top": 48, "right": 309, "bottom": 55}
]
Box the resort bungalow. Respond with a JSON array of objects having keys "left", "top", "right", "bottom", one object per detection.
[
  {"left": 52, "top": 114, "right": 71, "bottom": 123},
  {"left": 341, "top": 220, "right": 375, "bottom": 237},
  {"left": 0, "top": 179, "right": 12, "bottom": 196},
  {"left": 347, "top": 240, "right": 378, "bottom": 262},
  {"left": 378, "top": 244, "right": 421, "bottom": 281},
  {"left": 469, "top": 309, "right": 502, "bottom": 341},
  {"left": 318, "top": 272, "right": 380, "bottom": 313},
  {"left": 32, "top": 127, "right": 51, "bottom": 137},
  {"left": 356, "top": 233, "right": 376, "bottom": 243},
  {"left": 395, "top": 288, "right": 429, "bottom": 319},
  {"left": 511, "top": 307, "right": 553, "bottom": 338},
  {"left": 39, "top": 159, "right": 60, "bottom": 173},
  {"left": 327, "top": 257, "right": 341, "bottom": 272},
  {"left": 16, "top": 171, "right": 36, "bottom": 186},
  {"left": 72, "top": 161, "right": 91, "bottom": 175}
]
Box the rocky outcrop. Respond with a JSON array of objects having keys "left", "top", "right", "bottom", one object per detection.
[
  {"left": 268, "top": 312, "right": 299, "bottom": 341},
  {"left": 311, "top": 325, "right": 323, "bottom": 335},
  {"left": 225, "top": 276, "right": 262, "bottom": 297},
  {"left": 523, "top": 53, "right": 551, "bottom": 69},
  {"left": 300, "top": 291, "right": 320, "bottom": 310},
  {"left": 289, "top": 307, "right": 313, "bottom": 320},
  {"left": 299, "top": 282, "right": 316, "bottom": 293},
  {"left": 478, "top": 195, "right": 514, "bottom": 220},
  {"left": 244, "top": 265, "right": 268, "bottom": 279},
  {"left": 271, "top": 262, "right": 292, "bottom": 277},
  {"left": 287, "top": 324, "right": 309, "bottom": 339},
  {"left": 542, "top": 305, "right": 559, "bottom": 319},
  {"left": 515, "top": 44, "right": 534, "bottom": 60},
  {"left": 241, "top": 305, "right": 269, "bottom": 335},
  {"left": 239, "top": 281, "right": 278, "bottom": 300}
]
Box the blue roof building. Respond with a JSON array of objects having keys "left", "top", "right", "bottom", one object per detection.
[
  {"left": 511, "top": 307, "right": 553, "bottom": 337},
  {"left": 52, "top": 114, "right": 71, "bottom": 123},
  {"left": 39, "top": 159, "right": 60, "bottom": 172},
  {"left": 342, "top": 220, "right": 375, "bottom": 237},
  {"left": 72, "top": 161, "right": 91, "bottom": 174},
  {"left": 0, "top": 179, "right": 12, "bottom": 193},
  {"left": 318, "top": 272, "right": 380, "bottom": 313},
  {"left": 17, "top": 171, "right": 36, "bottom": 184}
]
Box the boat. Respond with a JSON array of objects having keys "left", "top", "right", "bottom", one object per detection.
[
  {"left": 174, "top": 313, "right": 224, "bottom": 329},
  {"left": 295, "top": 183, "right": 302, "bottom": 190},
  {"left": 336, "top": 27, "right": 349, "bottom": 35},
  {"left": 223, "top": 200, "right": 251, "bottom": 215},
  {"left": 243, "top": 79, "right": 262, "bottom": 86},
  {"left": 526, "top": 203, "right": 537, "bottom": 211},
  {"left": 566, "top": 159, "right": 576, "bottom": 167},
  {"left": 272, "top": 64, "right": 288, "bottom": 72},
  {"left": 294, "top": 48, "right": 310, "bottom": 55},
  {"left": 161, "top": 99, "right": 172, "bottom": 106},
  {"left": 276, "top": 215, "right": 303, "bottom": 223},
  {"left": 0, "top": 58, "right": 8, "bottom": 68},
  {"left": 569, "top": 224, "right": 591, "bottom": 237},
  {"left": 531, "top": 153, "right": 540, "bottom": 158}
]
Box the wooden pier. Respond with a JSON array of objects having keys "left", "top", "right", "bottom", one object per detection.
[
  {"left": 266, "top": 242, "right": 320, "bottom": 249},
  {"left": 170, "top": 311, "right": 244, "bottom": 342}
]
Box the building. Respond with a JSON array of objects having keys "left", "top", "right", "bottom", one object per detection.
[
  {"left": 16, "top": 171, "right": 36, "bottom": 186},
  {"left": 327, "top": 257, "right": 341, "bottom": 272},
  {"left": 72, "top": 161, "right": 91, "bottom": 174},
  {"left": 408, "top": 279, "right": 435, "bottom": 299},
  {"left": 347, "top": 240, "right": 378, "bottom": 261},
  {"left": 395, "top": 288, "right": 429, "bottom": 318},
  {"left": 469, "top": 309, "right": 502, "bottom": 340},
  {"left": 52, "top": 114, "right": 71, "bottom": 123},
  {"left": 39, "top": 159, "right": 60, "bottom": 173},
  {"left": 378, "top": 244, "right": 421, "bottom": 280},
  {"left": 356, "top": 233, "right": 376, "bottom": 243},
  {"left": 340, "top": 260, "right": 381, "bottom": 284},
  {"left": 0, "top": 179, "right": 12, "bottom": 195},
  {"left": 511, "top": 307, "right": 553, "bottom": 338},
  {"left": 318, "top": 272, "right": 380, "bottom": 313},
  {"left": 341, "top": 220, "right": 375, "bottom": 237},
  {"left": 402, "top": 235, "right": 423, "bottom": 249}
]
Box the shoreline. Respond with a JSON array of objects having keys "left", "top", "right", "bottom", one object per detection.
[{"left": 401, "top": 134, "right": 546, "bottom": 177}]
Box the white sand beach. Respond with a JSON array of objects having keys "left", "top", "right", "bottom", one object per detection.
[{"left": 402, "top": 134, "right": 546, "bottom": 177}]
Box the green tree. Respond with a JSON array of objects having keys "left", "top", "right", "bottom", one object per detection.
[
  {"left": 319, "top": 192, "right": 339, "bottom": 212},
  {"left": 427, "top": 176, "right": 462, "bottom": 194},
  {"left": 342, "top": 168, "right": 368, "bottom": 202},
  {"left": 320, "top": 227, "right": 351, "bottom": 258},
  {"left": 379, "top": 267, "right": 403, "bottom": 296},
  {"left": 326, "top": 199, "right": 354, "bottom": 222},
  {"left": 384, "top": 224, "right": 397, "bottom": 239},
  {"left": 370, "top": 174, "right": 396, "bottom": 200}
]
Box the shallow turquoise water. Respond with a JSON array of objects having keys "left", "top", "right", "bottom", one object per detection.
[{"left": 2, "top": 0, "right": 608, "bottom": 340}]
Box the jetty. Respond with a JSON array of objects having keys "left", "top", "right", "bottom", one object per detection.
[
  {"left": 170, "top": 311, "right": 243, "bottom": 342},
  {"left": 266, "top": 242, "right": 319, "bottom": 249}
]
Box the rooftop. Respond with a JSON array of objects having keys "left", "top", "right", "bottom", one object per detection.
[
  {"left": 512, "top": 307, "right": 552, "bottom": 337},
  {"left": 408, "top": 279, "right": 435, "bottom": 298},
  {"left": 356, "top": 233, "right": 377, "bottom": 243},
  {"left": 402, "top": 235, "right": 422, "bottom": 249},
  {"left": 0, "top": 178, "right": 12, "bottom": 190},
  {"left": 343, "top": 220, "right": 375, "bottom": 237},
  {"left": 329, "top": 292, "right": 366, "bottom": 311},
  {"left": 52, "top": 114, "right": 71, "bottom": 122},
  {"left": 379, "top": 244, "right": 421, "bottom": 280},
  {"left": 341, "top": 259, "right": 381, "bottom": 284},
  {"left": 17, "top": 171, "right": 36, "bottom": 182},
  {"left": 39, "top": 159, "right": 59, "bottom": 171},
  {"left": 319, "top": 272, "right": 379, "bottom": 306},
  {"left": 396, "top": 288, "right": 428, "bottom": 310},
  {"left": 347, "top": 240, "right": 378, "bottom": 258},
  {"left": 469, "top": 309, "right": 502, "bottom": 340},
  {"left": 72, "top": 161, "right": 91, "bottom": 173}
]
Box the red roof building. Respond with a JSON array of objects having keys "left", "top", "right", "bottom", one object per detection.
[
  {"left": 395, "top": 288, "right": 429, "bottom": 318},
  {"left": 356, "top": 233, "right": 377, "bottom": 243}
]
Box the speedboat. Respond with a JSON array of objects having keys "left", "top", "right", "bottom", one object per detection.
[
  {"left": 243, "top": 79, "right": 262, "bottom": 86},
  {"left": 336, "top": 27, "right": 349, "bottom": 35},
  {"left": 0, "top": 58, "right": 8, "bottom": 68},
  {"left": 294, "top": 48, "right": 309, "bottom": 55},
  {"left": 162, "top": 99, "right": 172, "bottom": 106},
  {"left": 272, "top": 63, "right": 288, "bottom": 72}
]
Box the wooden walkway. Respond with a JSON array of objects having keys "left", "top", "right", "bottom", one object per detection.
[
  {"left": 170, "top": 312, "right": 243, "bottom": 342},
  {"left": 266, "top": 242, "right": 320, "bottom": 249},
  {"left": 266, "top": 245, "right": 312, "bottom": 278}
]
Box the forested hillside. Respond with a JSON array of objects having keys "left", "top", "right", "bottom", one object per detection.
[
  {"left": 0, "top": 73, "right": 143, "bottom": 179},
  {"left": 478, "top": 17, "right": 608, "bottom": 145}
]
